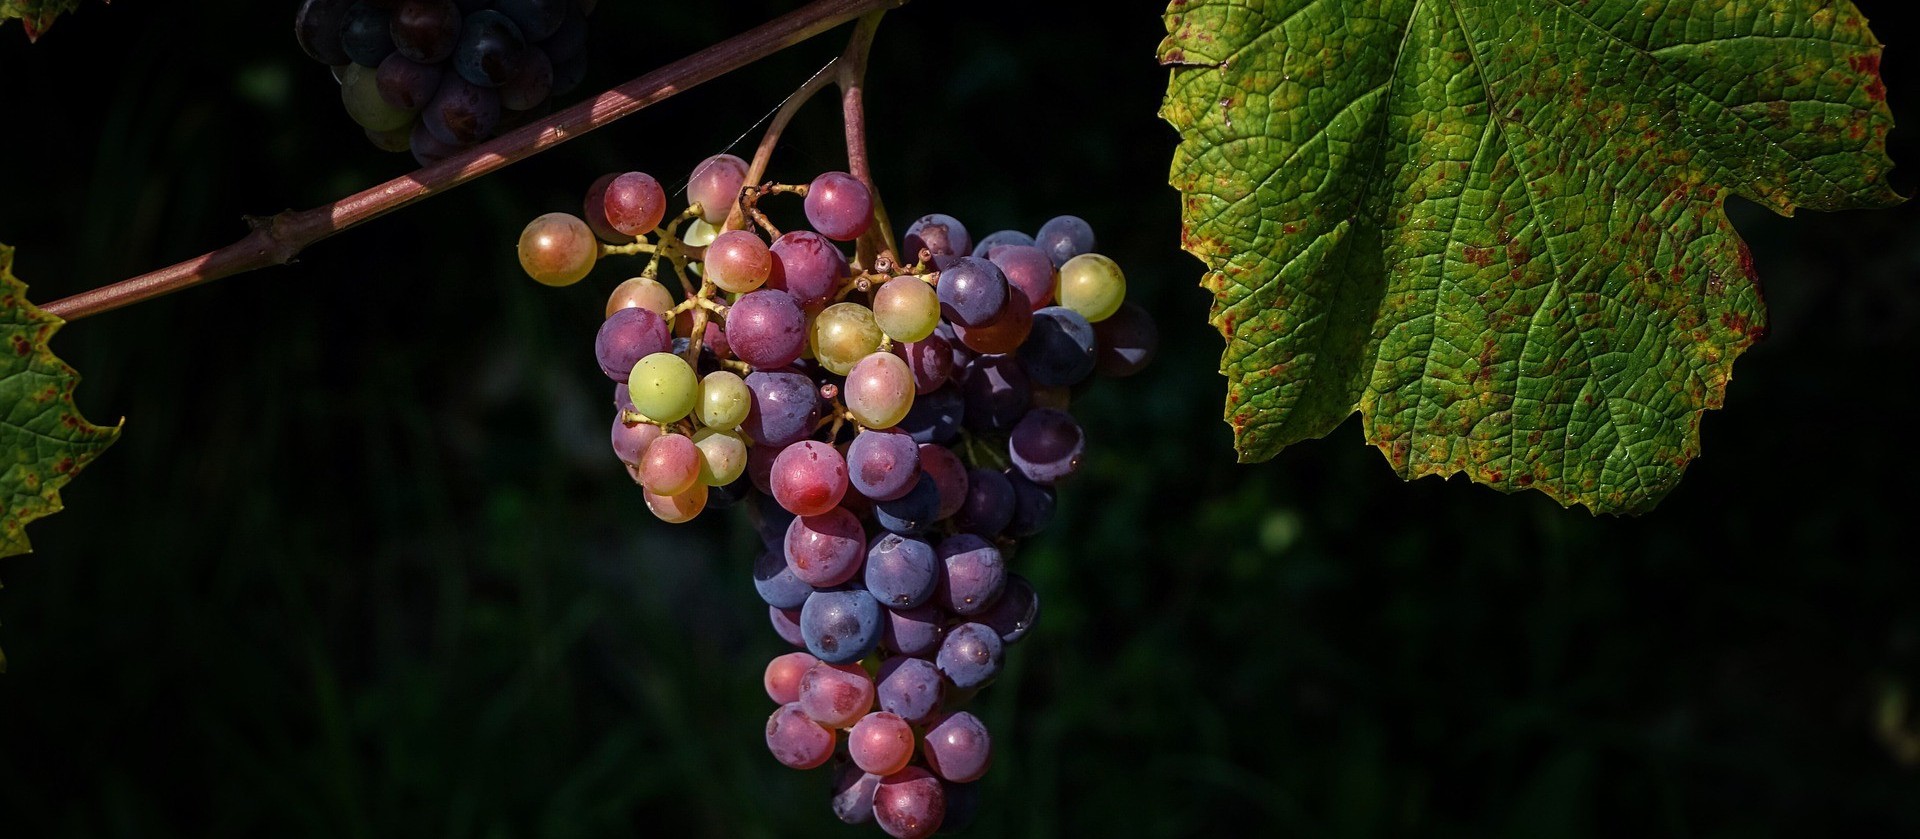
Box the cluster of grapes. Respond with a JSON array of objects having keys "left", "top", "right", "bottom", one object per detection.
[
  {"left": 516, "top": 153, "right": 1156, "bottom": 837},
  {"left": 294, "top": 0, "right": 591, "bottom": 163}
]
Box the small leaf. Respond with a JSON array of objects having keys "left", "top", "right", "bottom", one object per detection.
[
  {"left": 1161, "top": 0, "right": 1900, "bottom": 513},
  {"left": 1, "top": 0, "right": 86, "bottom": 41}
]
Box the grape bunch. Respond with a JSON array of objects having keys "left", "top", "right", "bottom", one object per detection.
[
  {"left": 517, "top": 154, "right": 1157, "bottom": 836},
  {"left": 294, "top": 0, "right": 592, "bottom": 163}
]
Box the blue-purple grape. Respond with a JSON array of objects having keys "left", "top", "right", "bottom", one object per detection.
[
  {"left": 494, "top": 0, "right": 566, "bottom": 40},
  {"left": 918, "top": 444, "right": 970, "bottom": 520},
  {"left": 848, "top": 429, "right": 921, "bottom": 501},
  {"left": 904, "top": 214, "right": 971, "bottom": 262},
  {"left": 1035, "top": 214, "right": 1095, "bottom": 267},
  {"left": 594, "top": 306, "right": 670, "bottom": 382},
  {"left": 897, "top": 385, "right": 963, "bottom": 445},
  {"left": 754, "top": 548, "right": 812, "bottom": 610},
  {"left": 453, "top": 10, "right": 527, "bottom": 88},
  {"left": 971, "top": 229, "right": 1034, "bottom": 258},
  {"left": 741, "top": 370, "right": 820, "bottom": 448},
  {"left": 873, "top": 474, "right": 940, "bottom": 536},
  {"left": 960, "top": 354, "right": 1030, "bottom": 432},
  {"left": 1020, "top": 306, "right": 1097, "bottom": 387},
  {"left": 955, "top": 467, "right": 1014, "bottom": 537},
  {"left": 935, "top": 257, "right": 1008, "bottom": 328},
  {"left": 799, "top": 588, "right": 883, "bottom": 664},
  {"left": 341, "top": 2, "right": 396, "bottom": 67},
  {"left": 832, "top": 762, "right": 881, "bottom": 825},
  {"left": 922, "top": 712, "right": 991, "bottom": 783},
  {"left": 1094, "top": 301, "right": 1159, "bottom": 377},
  {"left": 1008, "top": 408, "right": 1084, "bottom": 484},
  {"left": 865, "top": 533, "right": 940, "bottom": 608},
  {"left": 785, "top": 507, "right": 865, "bottom": 588},
  {"left": 935, "top": 623, "right": 1004, "bottom": 691},
  {"left": 882, "top": 605, "right": 944, "bottom": 658},
  {"left": 296, "top": 0, "right": 355, "bottom": 65},
  {"left": 390, "top": 0, "right": 461, "bottom": 63},
  {"left": 876, "top": 656, "right": 943, "bottom": 724},
  {"left": 728, "top": 289, "right": 808, "bottom": 369},
  {"left": 1005, "top": 472, "right": 1055, "bottom": 538},
  {"left": 936, "top": 534, "right": 1006, "bottom": 616},
  {"left": 771, "top": 606, "right": 805, "bottom": 648},
  {"left": 978, "top": 574, "right": 1038, "bottom": 645}
]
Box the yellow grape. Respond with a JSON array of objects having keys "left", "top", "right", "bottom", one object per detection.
[
  {"left": 693, "top": 427, "right": 749, "bottom": 486},
  {"left": 844, "top": 351, "right": 916, "bottom": 429},
  {"left": 872, "top": 277, "right": 940, "bottom": 343},
  {"left": 628, "top": 352, "right": 698, "bottom": 423},
  {"left": 1057, "top": 253, "right": 1126, "bottom": 322},
  {"left": 699, "top": 370, "right": 751, "bottom": 430},
  {"left": 518, "top": 213, "right": 599, "bottom": 287},
  {"left": 810, "top": 302, "right": 885, "bottom": 376}
]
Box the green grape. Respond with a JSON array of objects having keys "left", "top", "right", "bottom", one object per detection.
[
  {"left": 693, "top": 427, "right": 749, "bottom": 486},
  {"left": 627, "top": 351, "right": 698, "bottom": 422},
  {"left": 340, "top": 63, "right": 416, "bottom": 132},
  {"left": 810, "top": 302, "right": 885, "bottom": 376},
  {"left": 1057, "top": 253, "right": 1126, "bottom": 322},
  {"left": 872, "top": 277, "right": 940, "bottom": 343},
  {"left": 683, "top": 218, "right": 721, "bottom": 248},
  {"left": 844, "top": 351, "right": 916, "bottom": 429},
  {"left": 518, "top": 213, "right": 598, "bottom": 287},
  {"left": 699, "top": 370, "right": 751, "bottom": 430}
]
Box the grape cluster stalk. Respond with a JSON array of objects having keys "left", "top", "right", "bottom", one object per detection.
[
  {"left": 295, "top": 0, "right": 592, "bottom": 162},
  {"left": 518, "top": 154, "right": 1157, "bottom": 837}
]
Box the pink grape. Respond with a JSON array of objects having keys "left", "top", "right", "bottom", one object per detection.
[
  {"left": 705, "top": 228, "right": 773, "bottom": 293},
  {"left": 517, "top": 212, "right": 598, "bottom": 286},
  {"left": 783, "top": 507, "right": 865, "bottom": 587},
  {"left": 604, "top": 171, "right": 667, "bottom": 236},
  {"left": 640, "top": 433, "right": 700, "bottom": 496},
  {"left": 872, "top": 767, "right": 946, "bottom": 839},
  {"left": 764, "top": 651, "right": 819, "bottom": 704},
  {"left": 849, "top": 712, "right": 915, "bottom": 776},
  {"left": 610, "top": 414, "right": 661, "bottom": 467},
  {"left": 687, "top": 153, "right": 748, "bottom": 223},
  {"left": 727, "top": 290, "right": 807, "bottom": 369},
  {"left": 987, "top": 244, "right": 1056, "bottom": 311},
  {"left": 845, "top": 352, "right": 917, "bottom": 429},
  {"left": 804, "top": 171, "right": 874, "bottom": 241},
  {"left": 643, "top": 482, "right": 707, "bottom": 524},
  {"left": 798, "top": 661, "right": 874, "bottom": 729},
  {"left": 771, "top": 440, "right": 849, "bottom": 516},
  {"left": 604, "top": 276, "right": 674, "bottom": 318},
  {"left": 765, "top": 702, "right": 836, "bottom": 769},
  {"left": 581, "top": 174, "right": 634, "bottom": 244}
]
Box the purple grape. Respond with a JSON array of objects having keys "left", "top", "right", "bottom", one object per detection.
[
  {"left": 873, "top": 474, "right": 940, "bottom": 536},
  {"left": 935, "top": 623, "right": 1004, "bottom": 691},
  {"left": 960, "top": 354, "right": 1030, "bottom": 432},
  {"left": 767, "top": 231, "right": 848, "bottom": 307},
  {"left": 422, "top": 76, "right": 500, "bottom": 145},
  {"left": 978, "top": 574, "right": 1038, "bottom": 645},
  {"left": 610, "top": 413, "right": 658, "bottom": 467},
  {"left": 832, "top": 763, "right": 881, "bottom": 825},
  {"left": 935, "top": 257, "right": 1008, "bottom": 328},
  {"left": 390, "top": 0, "right": 461, "bottom": 63},
  {"left": 935, "top": 323, "right": 977, "bottom": 383},
  {"left": 922, "top": 712, "right": 991, "bottom": 783},
  {"left": 897, "top": 385, "right": 963, "bottom": 445},
  {"left": 296, "top": 0, "right": 355, "bottom": 65},
  {"left": 904, "top": 214, "right": 972, "bottom": 262},
  {"left": 882, "top": 604, "right": 944, "bottom": 657},
  {"left": 741, "top": 370, "right": 820, "bottom": 448},
  {"left": 955, "top": 468, "right": 1014, "bottom": 537},
  {"left": 754, "top": 548, "right": 811, "bottom": 610},
  {"left": 784, "top": 507, "right": 866, "bottom": 588},
  {"left": 987, "top": 244, "right": 1055, "bottom": 311},
  {"left": 1035, "top": 214, "right": 1095, "bottom": 267},
  {"left": 753, "top": 490, "right": 797, "bottom": 549},
  {"left": 848, "top": 429, "right": 921, "bottom": 501},
  {"left": 376, "top": 53, "right": 444, "bottom": 111},
  {"left": 539, "top": 6, "right": 588, "bottom": 61},
  {"left": 936, "top": 534, "right": 1006, "bottom": 616},
  {"left": 728, "top": 289, "right": 807, "bottom": 368},
  {"left": 341, "top": 2, "right": 396, "bottom": 67},
  {"left": 865, "top": 533, "right": 940, "bottom": 608},
  {"left": 453, "top": 9, "right": 527, "bottom": 88},
  {"left": 594, "top": 307, "right": 669, "bottom": 382},
  {"left": 494, "top": 0, "right": 566, "bottom": 40},
  {"left": 971, "top": 229, "right": 1035, "bottom": 258},
  {"left": 1009, "top": 408, "right": 1085, "bottom": 484},
  {"left": 804, "top": 171, "right": 874, "bottom": 242},
  {"left": 873, "top": 767, "right": 946, "bottom": 839},
  {"left": 1005, "top": 472, "right": 1055, "bottom": 538},
  {"left": 770, "top": 606, "right": 805, "bottom": 648},
  {"left": 1019, "top": 306, "right": 1097, "bottom": 386},
  {"left": 499, "top": 46, "right": 553, "bottom": 110},
  {"left": 896, "top": 332, "right": 953, "bottom": 393},
  {"left": 918, "top": 444, "right": 970, "bottom": 520},
  {"left": 409, "top": 118, "right": 463, "bottom": 166},
  {"left": 766, "top": 702, "right": 835, "bottom": 770},
  {"left": 799, "top": 587, "right": 884, "bottom": 664},
  {"left": 1093, "top": 301, "right": 1159, "bottom": 377},
  {"left": 876, "top": 656, "right": 943, "bottom": 724}
]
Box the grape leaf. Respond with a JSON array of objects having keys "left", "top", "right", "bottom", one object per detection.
[
  {"left": 1, "top": 244, "right": 120, "bottom": 560},
  {"left": 1, "top": 0, "right": 85, "bottom": 41},
  {"left": 1160, "top": 0, "right": 1900, "bottom": 513}
]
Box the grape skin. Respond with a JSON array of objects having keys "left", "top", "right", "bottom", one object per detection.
[
  {"left": 847, "top": 429, "right": 921, "bottom": 502},
  {"left": 845, "top": 351, "right": 917, "bottom": 430},
  {"left": 865, "top": 533, "right": 940, "bottom": 609},
  {"left": 800, "top": 588, "right": 885, "bottom": 664},
  {"left": 798, "top": 661, "right": 875, "bottom": 728},
  {"left": 517, "top": 212, "right": 597, "bottom": 286},
  {"left": 922, "top": 711, "right": 992, "bottom": 783},
  {"left": 766, "top": 703, "right": 836, "bottom": 770},
  {"left": 783, "top": 507, "right": 865, "bottom": 588},
  {"left": 804, "top": 171, "right": 875, "bottom": 242}
]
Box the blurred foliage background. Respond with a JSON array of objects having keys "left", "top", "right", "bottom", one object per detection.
[{"left": 2, "top": 1, "right": 1918, "bottom": 836}]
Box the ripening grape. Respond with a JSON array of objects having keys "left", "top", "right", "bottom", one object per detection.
[
  {"left": 798, "top": 661, "right": 876, "bottom": 727},
  {"left": 956, "top": 467, "right": 1014, "bottom": 537},
  {"left": 692, "top": 427, "right": 748, "bottom": 487},
  {"left": 772, "top": 440, "right": 849, "bottom": 517},
  {"left": 917, "top": 444, "right": 970, "bottom": 520},
  {"left": 875, "top": 656, "right": 943, "bottom": 723},
  {"left": 832, "top": 764, "right": 882, "bottom": 826},
  {"left": 640, "top": 433, "right": 700, "bottom": 496},
  {"left": 922, "top": 712, "right": 991, "bottom": 783},
  {"left": 604, "top": 171, "right": 667, "bottom": 236},
  {"left": 988, "top": 244, "right": 1056, "bottom": 311},
  {"left": 375, "top": 53, "right": 443, "bottom": 112},
  {"left": 1057, "top": 252, "right": 1127, "bottom": 322},
  {"left": 1035, "top": 214, "right": 1096, "bottom": 267},
  {"left": 1008, "top": 407, "right": 1085, "bottom": 484},
  {"left": 583, "top": 174, "right": 635, "bottom": 244},
  {"left": 766, "top": 703, "right": 836, "bottom": 770},
  {"left": 765, "top": 651, "right": 819, "bottom": 704},
  {"left": 390, "top": 0, "right": 460, "bottom": 63},
  {"left": 518, "top": 212, "right": 598, "bottom": 286},
  {"left": 768, "top": 230, "right": 848, "bottom": 306},
  {"left": 952, "top": 286, "right": 1034, "bottom": 355},
  {"left": 936, "top": 534, "right": 1006, "bottom": 616},
  {"left": 881, "top": 606, "right": 944, "bottom": 659},
  {"left": 971, "top": 229, "right": 1035, "bottom": 258},
  {"left": 610, "top": 414, "right": 660, "bottom": 467},
  {"left": 741, "top": 370, "right": 820, "bottom": 448},
  {"left": 1093, "top": 301, "right": 1159, "bottom": 377},
  {"left": 845, "top": 352, "right": 917, "bottom": 429},
  {"left": 978, "top": 573, "right": 1039, "bottom": 644},
  {"left": 873, "top": 277, "right": 941, "bottom": 343},
  {"left": 688, "top": 153, "right": 749, "bottom": 223},
  {"left": 1019, "top": 306, "right": 1097, "bottom": 386},
  {"left": 804, "top": 171, "right": 875, "bottom": 241},
  {"left": 681, "top": 218, "right": 720, "bottom": 247},
  {"left": 453, "top": 10, "right": 527, "bottom": 88},
  {"left": 627, "top": 351, "right": 697, "bottom": 423},
  {"left": 873, "top": 476, "right": 940, "bottom": 536},
  {"left": 784, "top": 507, "right": 864, "bottom": 588},
  {"left": 849, "top": 712, "right": 915, "bottom": 776},
  {"left": 728, "top": 290, "right": 807, "bottom": 370},
  {"left": 865, "top": 533, "right": 940, "bottom": 608},
  {"left": 846, "top": 429, "right": 920, "bottom": 501},
  {"left": 698, "top": 370, "right": 750, "bottom": 430},
  {"left": 811, "top": 302, "right": 886, "bottom": 376},
  {"left": 770, "top": 606, "right": 805, "bottom": 648},
  {"left": 904, "top": 214, "right": 971, "bottom": 262},
  {"left": 960, "top": 354, "right": 1031, "bottom": 432},
  {"left": 936, "top": 622, "right": 1004, "bottom": 691},
  {"left": 340, "top": 63, "right": 415, "bottom": 132},
  {"left": 595, "top": 307, "right": 670, "bottom": 382},
  {"left": 644, "top": 482, "right": 707, "bottom": 523},
  {"left": 897, "top": 385, "right": 963, "bottom": 446},
  {"left": 422, "top": 76, "right": 500, "bottom": 144},
  {"left": 754, "top": 547, "right": 812, "bottom": 610},
  {"left": 872, "top": 767, "right": 946, "bottom": 839},
  {"left": 896, "top": 333, "right": 954, "bottom": 393},
  {"left": 706, "top": 229, "right": 773, "bottom": 293},
  {"left": 935, "top": 257, "right": 1008, "bottom": 328},
  {"left": 605, "top": 276, "right": 674, "bottom": 318}
]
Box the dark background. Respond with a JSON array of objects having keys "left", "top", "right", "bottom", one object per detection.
[{"left": 2, "top": 1, "right": 1917, "bottom": 836}]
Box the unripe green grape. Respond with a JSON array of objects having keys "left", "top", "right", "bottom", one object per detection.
[
  {"left": 682, "top": 218, "right": 721, "bottom": 248},
  {"left": 872, "top": 277, "right": 940, "bottom": 343},
  {"left": 699, "top": 370, "right": 751, "bottom": 430},
  {"left": 365, "top": 122, "right": 416, "bottom": 153},
  {"left": 340, "top": 63, "right": 415, "bottom": 132},
  {"left": 607, "top": 276, "right": 675, "bottom": 318},
  {"left": 693, "top": 427, "right": 749, "bottom": 486},
  {"left": 810, "top": 302, "right": 886, "bottom": 376},
  {"left": 627, "top": 351, "right": 698, "bottom": 422},
  {"left": 518, "top": 213, "right": 598, "bottom": 287},
  {"left": 844, "top": 351, "right": 916, "bottom": 429},
  {"left": 1057, "top": 253, "right": 1126, "bottom": 322}
]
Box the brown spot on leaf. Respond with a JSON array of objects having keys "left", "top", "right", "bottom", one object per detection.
[{"left": 1463, "top": 246, "right": 1495, "bottom": 267}]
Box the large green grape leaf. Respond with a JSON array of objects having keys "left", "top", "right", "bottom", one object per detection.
[
  {"left": 1, "top": 0, "right": 85, "bottom": 41},
  {"left": 0, "top": 245, "right": 120, "bottom": 561},
  {"left": 1160, "top": 0, "right": 1899, "bottom": 514}
]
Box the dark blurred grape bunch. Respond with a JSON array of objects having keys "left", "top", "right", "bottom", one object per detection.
[
  {"left": 294, "top": 0, "right": 592, "bottom": 164},
  {"left": 514, "top": 157, "right": 1158, "bottom": 836}
]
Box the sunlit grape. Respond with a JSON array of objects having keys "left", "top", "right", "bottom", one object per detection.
[
  {"left": 644, "top": 482, "right": 707, "bottom": 523},
  {"left": 517, "top": 212, "right": 598, "bottom": 286},
  {"left": 692, "top": 427, "right": 748, "bottom": 487},
  {"left": 687, "top": 153, "right": 749, "bottom": 223},
  {"left": 627, "top": 351, "right": 697, "bottom": 422},
  {"left": 605, "top": 276, "right": 674, "bottom": 318},
  {"left": 698, "top": 370, "right": 751, "bottom": 430},
  {"left": 706, "top": 229, "right": 773, "bottom": 293},
  {"left": 810, "top": 302, "right": 886, "bottom": 376},
  {"left": 873, "top": 277, "right": 940, "bottom": 343},
  {"left": 1057, "top": 252, "right": 1126, "bottom": 322},
  {"left": 845, "top": 352, "right": 916, "bottom": 429}
]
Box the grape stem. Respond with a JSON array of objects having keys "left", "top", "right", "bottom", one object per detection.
[
  {"left": 840, "top": 12, "right": 899, "bottom": 268},
  {"left": 38, "top": 0, "right": 909, "bottom": 323}
]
